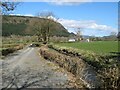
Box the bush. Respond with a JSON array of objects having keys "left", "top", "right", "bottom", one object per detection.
[
  {"left": 2, "top": 48, "right": 16, "bottom": 56},
  {"left": 2, "top": 44, "right": 24, "bottom": 56}
]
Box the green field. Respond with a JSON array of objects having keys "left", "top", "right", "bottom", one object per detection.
[{"left": 56, "top": 41, "right": 118, "bottom": 54}]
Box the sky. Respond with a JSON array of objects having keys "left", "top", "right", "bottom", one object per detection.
[{"left": 11, "top": 1, "right": 118, "bottom": 37}]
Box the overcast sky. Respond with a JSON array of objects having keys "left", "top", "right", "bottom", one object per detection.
[{"left": 12, "top": 1, "right": 118, "bottom": 36}]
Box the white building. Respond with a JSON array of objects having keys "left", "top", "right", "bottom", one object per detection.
[
  {"left": 86, "top": 39, "right": 90, "bottom": 42},
  {"left": 68, "top": 39, "right": 76, "bottom": 42}
]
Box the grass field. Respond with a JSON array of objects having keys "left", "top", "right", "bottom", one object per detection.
[{"left": 55, "top": 41, "right": 118, "bottom": 54}]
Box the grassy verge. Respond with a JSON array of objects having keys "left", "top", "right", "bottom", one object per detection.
[
  {"left": 48, "top": 43, "right": 120, "bottom": 89},
  {"left": 0, "top": 44, "right": 26, "bottom": 59}
]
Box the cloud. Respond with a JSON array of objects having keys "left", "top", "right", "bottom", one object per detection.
[
  {"left": 49, "top": 0, "right": 92, "bottom": 5},
  {"left": 14, "top": 0, "right": 92, "bottom": 5},
  {"left": 6, "top": 0, "right": 119, "bottom": 3},
  {"left": 50, "top": 2, "right": 81, "bottom": 6},
  {"left": 9, "top": 13, "right": 34, "bottom": 17},
  {"left": 92, "top": 0, "right": 118, "bottom": 2},
  {"left": 47, "top": 15, "right": 58, "bottom": 21},
  {"left": 9, "top": 14, "right": 22, "bottom": 16},
  {"left": 23, "top": 14, "right": 34, "bottom": 16},
  {"left": 58, "top": 18, "right": 117, "bottom": 33}
]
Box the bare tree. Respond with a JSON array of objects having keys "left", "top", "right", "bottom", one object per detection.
[
  {"left": 76, "top": 27, "right": 83, "bottom": 41},
  {"left": 110, "top": 32, "right": 117, "bottom": 36},
  {"left": 0, "top": 1, "right": 20, "bottom": 15},
  {"left": 31, "top": 19, "right": 42, "bottom": 42},
  {"left": 34, "top": 11, "right": 56, "bottom": 44}
]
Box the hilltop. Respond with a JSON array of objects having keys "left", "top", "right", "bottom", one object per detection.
[{"left": 2, "top": 15, "right": 71, "bottom": 37}]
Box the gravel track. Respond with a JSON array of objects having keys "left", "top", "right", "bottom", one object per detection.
[{"left": 1, "top": 47, "right": 79, "bottom": 89}]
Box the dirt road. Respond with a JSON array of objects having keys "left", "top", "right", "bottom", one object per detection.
[{"left": 1, "top": 47, "right": 80, "bottom": 89}]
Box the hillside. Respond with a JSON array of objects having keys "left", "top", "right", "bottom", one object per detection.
[{"left": 2, "top": 15, "right": 70, "bottom": 37}]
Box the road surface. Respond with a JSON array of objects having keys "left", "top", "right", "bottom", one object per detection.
[{"left": 1, "top": 47, "right": 79, "bottom": 89}]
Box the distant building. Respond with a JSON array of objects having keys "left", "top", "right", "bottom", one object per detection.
[
  {"left": 86, "top": 39, "right": 90, "bottom": 42},
  {"left": 68, "top": 39, "right": 76, "bottom": 42}
]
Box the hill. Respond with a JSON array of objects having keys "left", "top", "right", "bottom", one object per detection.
[{"left": 2, "top": 15, "right": 70, "bottom": 37}]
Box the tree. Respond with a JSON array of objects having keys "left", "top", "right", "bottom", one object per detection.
[
  {"left": 109, "top": 32, "right": 117, "bottom": 41},
  {"left": 34, "top": 11, "right": 56, "bottom": 44},
  {"left": 75, "top": 27, "right": 83, "bottom": 41},
  {"left": 31, "top": 19, "right": 42, "bottom": 42},
  {"left": 0, "top": 1, "right": 19, "bottom": 15},
  {"left": 110, "top": 32, "right": 117, "bottom": 36}
]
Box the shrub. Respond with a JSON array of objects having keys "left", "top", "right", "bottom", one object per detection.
[
  {"left": 2, "top": 44, "right": 24, "bottom": 56},
  {"left": 2, "top": 48, "right": 16, "bottom": 56}
]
